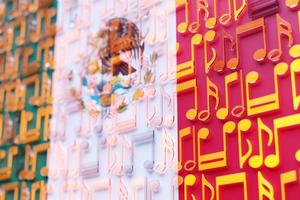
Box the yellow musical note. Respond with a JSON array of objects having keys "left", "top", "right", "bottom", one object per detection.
[
  {"left": 245, "top": 62, "right": 289, "bottom": 116},
  {"left": 202, "top": 175, "right": 215, "bottom": 200},
  {"left": 216, "top": 172, "right": 248, "bottom": 200},
  {"left": 204, "top": 0, "right": 219, "bottom": 29},
  {"left": 237, "top": 119, "right": 253, "bottom": 169},
  {"left": 204, "top": 30, "right": 217, "bottom": 74},
  {"left": 177, "top": 0, "right": 190, "bottom": 34},
  {"left": 227, "top": 17, "right": 268, "bottom": 69},
  {"left": 0, "top": 182, "right": 19, "bottom": 200},
  {"left": 184, "top": 174, "right": 197, "bottom": 200},
  {"left": 268, "top": 14, "right": 294, "bottom": 62},
  {"left": 258, "top": 171, "right": 274, "bottom": 200},
  {"left": 198, "top": 77, "right": 219, "bottom": 122},
  {"left": 219, "top": 0, "right": 247, "bottom": 26},
  {"left": 216, "top": 71, "right": 245, "bottom": 120},
  {"left": 36, "top": 37, "right": 55, "bottom": 70},
  {"left": 280, "top": 170, "right": 297, "bottom": 200},
  {"left": 177, "top": 34, "right": 202, "bottom": 79},
  {"left": 249, "top": 118, "right": 273, "bottom": 169},
  {"left": 177, "top": 78, "right": 199, "bottom": 121},
  {"left": 0, "top": 146, "right": 18, "bottom": 181},
  {"left": 266, "top": 113, "right": 300, "bottom": 168},
  {"left": 290, "top": 58, "right": 300, "bottom": 110},
  {"left": 19, "top": 143, "right": 49, "bottom": 180},
  {"left": 198, "top": 121, "right": 236, "bottom": 171},
  {"left": 178, "top": 126, "right": 196, "bottom": 171}
]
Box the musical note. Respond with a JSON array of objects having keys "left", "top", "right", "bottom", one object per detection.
[
  {"left": 0, "top": 146, "right": 18, "bottom": 181},
  {"left": 227, "top": 17, "right": 268, "bottom": 69},
  {"left": 249, "top": 118, "right": 273, "bottom": 169},
  {"left": 220, "top": 0, "right": 247, "bottom": 26},
  {"left": 177, "top": 34, "right": 202, "bottom": 79},
  {"left": 290, "top": 58, "right": 300, "bottom": 110},
  {"left": 178, "top": 126, "right": 196, "bottom": 171},
  {"left": 149, "top": 87, "right": 164, "bottom": 128},
  {"left": 146, "top": 11, "right": 157, "bottom": 45},
  {"left": 202, "top": 175, "right": 215, "bottom": 200},
  {"left": 204, "top": 30, "right": 217, "bottom": 74},
  {"left": 198, "top": 77, "right": 219, "bottom": 122},
  {"left": 216, "top": 172, "right": 248, "bottom": 200},
  {"left": 266, "top": 113, "right": 300, "bottom": 168},
  {"left": 245, "top": 62, "right": 289, "bottom": 116},
  {"left": 198, "top": 121, "right": 236, "bottom": 171},
  {"left": 212, "top": 29, "right": 236, "bottom": 72},
  {"left": 19, "top": 143, "right": 49, "bottom": 180},
  {"left": 258, "top": 171, "right": 274, "bottom": 200},
  {"left": 107, "top": 136, "right": 122, "bottom": 176},
  {"left": 124, "top": 131, "right": 155, "bottom": 176},
  {"left": 177, "top": 0, "right": 190, "bottom": 34},
  {"left": 14, "top": 16, "right": 27, "bottom": 46},
  {"left": 237, "top": 119, "right": 253, "bottom": 169},
  {"left": 188, "top": 1, "right": 209, "bottom": 33},
  {"left": 184, "top": 174, "right": 196, "bottom": 200},
  {"left": 145, "top": 87, "right": 157, "bottom": 126},
  {"left": 177, "top": 78, "right": 199, "bottom": 121},
  {"left": 163, "top": 89, "right": 176, "bottom": 128},
  {"left": 268, "top": 14, "right": 294, "bottom": 62},
  {"left": 205, "top": 0, "right": 218, "bottom": 29},
  {"left": 120, "top": 136, "right": 132, "bottom": 176},
  {"left": 281, "top": 170, "right": 297, "bottom": 200},
  {"left": 30, "top": 9, "right": 45, "bottom": 42},
  {"left": 154, "top": 128, "right": 174, "bottom": 175},
  {"left": 216, "top": 70, "right": 245, "bottom": 120}
]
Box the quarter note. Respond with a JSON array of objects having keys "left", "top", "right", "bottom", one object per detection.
[
  {"left": 204, "top": 30, "right": 217, "bottom": 74},
  {"left": 184, "top": 174, "right": 197, "bottom": 200},
  {"left": 177, "top": 0, "right": 190, "bottom": 34}
]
